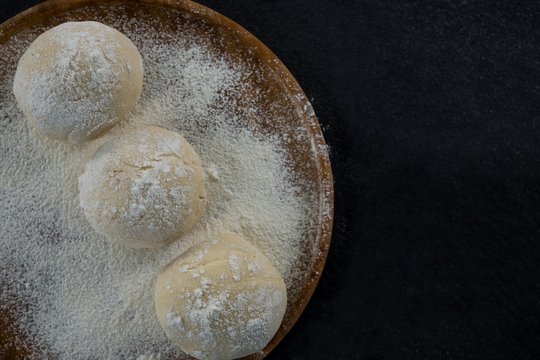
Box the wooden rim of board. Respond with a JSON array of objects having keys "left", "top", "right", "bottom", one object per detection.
[{"left": 0, "top": 1, "right": 334, "bottom": 358}]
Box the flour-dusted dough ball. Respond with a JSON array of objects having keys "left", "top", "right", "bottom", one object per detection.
[
  {"left": 79, "top": 126, "right": 206, "bottom": 248},
  {"left": 13, "top": 21, "right": 143, "bottom": 143},
  {"left": 154, "top": 232, "right": 287, "bottom": 360}
]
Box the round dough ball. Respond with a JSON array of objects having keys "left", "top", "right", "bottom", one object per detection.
[
  {"left": 154, "top": 232, "right": 287, "bottom": 360},
  {"left": 13, "top": 21, "right": 143, "bottom": 144},
  {"left": 79, "top": 126, "right": 206, "bottom": 248}
]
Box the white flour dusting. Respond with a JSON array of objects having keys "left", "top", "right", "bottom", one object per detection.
[
  {"left": 12, "top": 21, "right": 143, "bottom": 144},
  {"left": 0, "top": 5, "right": 322, "bottom": 360},
  {"left": 154, "top": 234, "right": 287, "bottom": 360},
  {"left": 78, "top": 126, "right": 207, "bottom": 249}
]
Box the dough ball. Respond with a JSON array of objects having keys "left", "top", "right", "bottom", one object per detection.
[
  {"left": 79, "top": 126, "right": 206, "bottom": 248},
  {"left": 154, "top": 232, "right": 287, "bottom": 360},
  {"left": 13, "top": 21, "right": 143, "bottom": 143}
]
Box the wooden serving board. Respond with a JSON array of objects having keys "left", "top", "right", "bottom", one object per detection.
[{"left": 0, "top": 1, "right": 333, "bottom": 359}]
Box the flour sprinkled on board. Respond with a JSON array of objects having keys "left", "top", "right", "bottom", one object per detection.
[{"left": 0, "top": 4, "right": 324, "bottom": 360}]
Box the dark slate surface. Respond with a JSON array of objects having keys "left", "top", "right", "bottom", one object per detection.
[{"left": 2, "top": 1, "right": 540, "bottom": 359}]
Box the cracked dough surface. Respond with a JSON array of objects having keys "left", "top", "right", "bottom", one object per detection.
[
  {"left": 154, "top": 232, "right": 287, "bottom": 360},
  {"left": 13, "top": 21, "right": 143, "bottom": 143},
  {"left": 78, "top": 125, "right": 207, "bottom": 248}
]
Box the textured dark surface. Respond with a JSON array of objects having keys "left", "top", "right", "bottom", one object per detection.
[{"left": 2, "top": 1, "right": 540, "bottom": 359}]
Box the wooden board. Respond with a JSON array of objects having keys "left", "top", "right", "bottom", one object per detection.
[{"left": 0, "top": 1, "right": 334, "bottom": 358}]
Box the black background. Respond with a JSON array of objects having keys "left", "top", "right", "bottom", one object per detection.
[{"left": 2, "top": 1, "right": 540, "bottom": 359}]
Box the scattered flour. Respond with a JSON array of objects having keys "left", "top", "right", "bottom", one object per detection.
[{"left": 0, "top": 4, "right": 324, "bottom": 360}]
